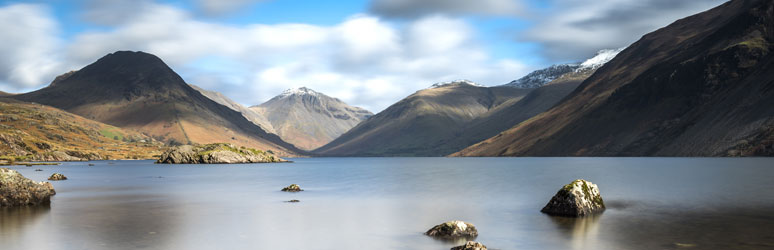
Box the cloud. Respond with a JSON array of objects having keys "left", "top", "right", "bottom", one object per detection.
[
  {"left": 522, "top": 0, "right": 727, "bottom": 60},
  {"left": 196, "top": 0, "right": 265, "bottom": 16},
  {"left": 81, "top": 0, "right": 155, "bottom": 25},
  {"left": 369, "top": 0, "right": 522, "bottom": 18},
  {"left": 0, "top": 4, "right": 64, "bottom": 92},
  {"left": 1, "top": 2, "right": 529, "bottom": 112}
]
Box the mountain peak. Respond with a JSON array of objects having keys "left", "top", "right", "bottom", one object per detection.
[
  {"left": 577, "top": 48, "right": 624, "bottom": 71},
  {"left": 429, "top": 79, "right": 483, "bottom": 89},
  {"left": 279, "top": 87, "right": 320, "bottom": 98}
]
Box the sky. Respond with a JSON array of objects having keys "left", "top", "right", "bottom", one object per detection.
[{"left": 0, "top": 0, "right": 726, "bottom": 112}]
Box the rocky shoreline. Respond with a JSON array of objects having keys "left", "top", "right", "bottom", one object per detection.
[{"left": 0, "top": 168, "right": 56, "bottom": 207}]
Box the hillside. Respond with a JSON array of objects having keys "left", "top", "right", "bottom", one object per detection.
[
  {"left": 455, "top": 0, "right": 774, "bottom": 157},
  {"left": 190, "top": 84, "right": 276, "bottom": 134},
  {"left": 12, "top": 51, "right": 301, "bottom": 156},
  {"left": 0, "top": 98, "right": 164, "bottom": 161},
  {"left": 250, "top": 87, "right": 372, "bottom": 150},
  {"left": 314, "top": 81, "right": 531, "bottom": 156}
]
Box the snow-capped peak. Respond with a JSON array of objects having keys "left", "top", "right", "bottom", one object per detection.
[
  {"left": 577, "top": 48, "right": 624, "bottom": 71},
  {"left": 279, "top": 87, "right": 319, "bottom": 98},
  {"left": 429, "top": 79, "right": 483, "bottom": 89}
]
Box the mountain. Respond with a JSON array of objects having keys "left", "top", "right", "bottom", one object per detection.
[
  {"left": 13, "top": 51, "right": 301, "bottom": 156},
  {"left": 0, "top": 98, "right": 163, "bottom": 161},
  {"left": 503, "top": 48, "right": 623, "bottom": 89},
  {"left": 0, "top": 91, "right": 13, "bottom": 96},
  {"left": 455, "top": 0, "right": 774, "bottom": 157},
  {"left": 314, "top": 80, "right": 531, "bottom": 156},
  {"left": 190, "top": 84, "right": 276, "bottom": 134},
  {"left": 249, "top": 87, "right": 372, "bottom": 150}
]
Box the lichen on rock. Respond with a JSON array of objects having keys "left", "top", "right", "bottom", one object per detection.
[
  {"left": 0, "top": 168, "right": 56, "bottom": 207},
  {"left": 541, "top": 179, "right": 605, "bottom": 217},
  {"left": 425, "top": 220, "right": 478, "bottom": 239},
  {"left": 48, "top": 173, "right": 67, "bottom": 181}
]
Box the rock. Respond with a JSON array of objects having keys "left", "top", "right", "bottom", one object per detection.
[
  {"left": 0, "top": 168, "right": 56, "bottom": 206},
  {"left": 281, "top": 184, "right": 303, "bottom": 192},
  {"left": 47, "top": 173, "right": 67, "bottom": 181},
  {"left": 541, "top": 179, "right": 605, "bottom": 217},
  {"left": 34, "top": 169, "right": 42, "bottom": 171},
  {"left": 156, "top": 143, "right": 287, "bottom": 164},
  {"left": 451, "top": 241, "right": 487, "bottom": 250},
  {"left": 88, "top": 163, "right": 95, "bottom": 166},
  {"left": 286, "top": 199, "right": 300, "bottom": 203},
  {"left": 425, "top": 220, "right": 478, "bottom": 238}
]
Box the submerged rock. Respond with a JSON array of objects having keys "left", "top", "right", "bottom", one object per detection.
[
  {"left": 425, "top": 220, "right": 478, "bottom": 238},
  {"left": 541, "top": 179, "right": 605, "bottom": 217},
  {"left": 34, "top": 169, "right": 42, "bottom": 171},
  {"left": 286, "top": 199, "right": 300, "bottom": 203},
  {"left": 0, "top": 168, "right": 56, "bottom": 206},
  {"left": 451, "top": 241, "right": 487, "bottom": 250},
  {"left": 281, "top": 184, "right": 303, "bottom": 192},
  {"left": 156, "top": 143, "right": 287, "bottom": 164},
  {"left": 47, "top": 173, "right": 67, "bottom": 181}
]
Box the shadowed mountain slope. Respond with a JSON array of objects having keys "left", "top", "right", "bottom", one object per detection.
[{"left": 455, "top": 0, "right": 774, "bottom": 157}]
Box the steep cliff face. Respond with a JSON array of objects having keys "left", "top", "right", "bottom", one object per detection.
[{"left": 456, "top": 0, "right": 774, "bottom": 157}]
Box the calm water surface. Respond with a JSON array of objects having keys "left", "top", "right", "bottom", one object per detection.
[{"left": 2, "top": 157, "right": 774, "bottom": 250}]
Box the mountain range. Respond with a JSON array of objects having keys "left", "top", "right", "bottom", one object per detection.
[
  {"left": 455, "top": 0, "right": 774, "bottom": 157},
  {"left": 12, "top": 51, "right": 301, "bottom": 156},
  {"left": 1, "top": 0, "right": 771, "bottom": 159}
]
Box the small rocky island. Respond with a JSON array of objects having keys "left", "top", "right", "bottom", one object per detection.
[
  {"left": 281, "top": 184, "right": 303, "bottom": 192},
  {"left": 156, "top": 143, "right": 288, "bottom": 164},
  {"left": 541, "top": 179, "right": 605, "bottom": 217},
  {"left": 0, "top": 168, "right": 56, "bottom": 206},
  {"left": 48, "top": 173, "right": 67, "bottom": 181},
  {"left": 451, "top": 241, "right": 487, "bottom": 250},
  {"left": 425, "top": 220, "right": 479, "bottom": 239}
]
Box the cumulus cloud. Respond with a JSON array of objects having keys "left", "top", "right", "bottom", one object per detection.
[
  {"left": 0, "top": 2, "right": 528, "bottom": 112},
  {"left": 370, "top": 0, "right": 522, "bottom": 18},
  {"left": 196, "top": 0, "right": 265, "bottom": 15},
  {"left": 523, "top": 0, "right": 727, "bottom": 60},
  {"left": 0, "top": 4, "right": 64, "bottom": 93}
]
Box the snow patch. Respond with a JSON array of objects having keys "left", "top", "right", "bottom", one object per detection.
[
  {"left": 429, "top": 79, "right": 483, "bottom": 89},
  {"left": 577, "top": 48, "right": 624, "bottom": 71},
  {"left": 279, "top": 87, "right": 319, "bottom": 98}
]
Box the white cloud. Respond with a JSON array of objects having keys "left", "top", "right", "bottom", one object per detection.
[
  {"left": 59, "top": 3, "right": 530, "bottom": 112},
  {"left": 370, "top": 0, "right": 522, "bottom": 18},
  {"left": 196, "top": 0, "right": 265, "bottom": 15},
  {"left": 522, "top": 0, "right": 726, "bottom": 60},
  {"left": 0, "top": 4, "right": 64, "bottom": 93}
]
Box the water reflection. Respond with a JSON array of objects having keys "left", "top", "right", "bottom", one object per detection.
[
  {"left": 548, "top": 214, "right": 601, "bottom": 250},
  {"left": 0, "top": 205, "right": 51, "bottom": 233}
]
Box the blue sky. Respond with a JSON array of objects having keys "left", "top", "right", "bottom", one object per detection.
[{"left": 0, "top": 0, "right": 725, "bottom": 112}]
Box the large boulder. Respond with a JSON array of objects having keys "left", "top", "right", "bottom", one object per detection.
[
  {"left": 0, "top": 168, "right": 56, "bottom": 206},
  {"left": 451, "top": 241, "right": 487, "bottom": 250},
  {"left": 156, "top": 143, "right": 287, "bottom": 164},
  {"left": 48, "top": 173, "right": 67, "bottom": 181},
  {"left": 425, "top": 220, "right": 478, "bottom": 238},
  {"left": 281, "top": 184, "right": 303, "bottom": 192},
  {"left": 541, "top": 179, "right": 605, "bottom": 217}
]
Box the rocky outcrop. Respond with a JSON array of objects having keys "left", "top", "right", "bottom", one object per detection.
[
  {"left": 156, "top": 143, "right": 287, "bottom": 164},
  {"left": 451, "top": 241, "right": 487, "bottom": 250},
  {"left": 0, "top": 168, "right": 56, "bottom": 206},
  {"left": 47, "top": 173, "right": 67, "bottom": 181},
  {"left": 541, "top": 179, "right": 605, "bottom": 217},
  {"left": 425, "top": 220, "right": 478, "bottom": 238},
  {"left": 281, "top": 184, "right": 303, "bottom": 192}
]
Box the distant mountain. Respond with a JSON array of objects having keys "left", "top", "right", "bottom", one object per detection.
[
  {"left": 0, "top": 98, "right": 163, "bottom": 161},
  {"left": 190, "top": 84, "right": 276, "bottom": 134},
  {"left": 503, "top": 48, "right": 623, "bottom": 89},
  {"left": 314, "top": 80, "right": 531, "bottom": 156},
  {"left": 250, "top": 87, "right": 372, "bottom": 150},
  {"left": 0, "top": 91, "right": 13, "bottom": 96},
  {"left": 455, "top": 0, "right": 774, "bottom": 157},
  {"left": 13, "top": 51, "right": 301, "bottom": 156}
]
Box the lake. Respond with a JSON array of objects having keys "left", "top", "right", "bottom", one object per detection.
[{"left": 2, "top": 157, "right": 774, "bottom": 250}]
